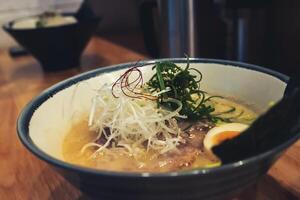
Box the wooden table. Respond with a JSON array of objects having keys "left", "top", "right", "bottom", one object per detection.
[{"left": 0, "top": 36, "right": 299, "bottom": 200}]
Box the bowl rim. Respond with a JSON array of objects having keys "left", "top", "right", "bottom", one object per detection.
[
  {"left": 17, "top": 58, "right": 299, "bottom": 178},
  {"left": 2, "top": 12, "right": 101, "bottom": 32}
]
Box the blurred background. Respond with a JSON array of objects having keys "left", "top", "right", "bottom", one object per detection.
[{"left": 1, "top": 0, "right": 300, "bottom": 75}]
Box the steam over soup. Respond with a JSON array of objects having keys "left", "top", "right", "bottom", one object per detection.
[{"left": 62, "top": 60, "right": 258, "bottom": 172}]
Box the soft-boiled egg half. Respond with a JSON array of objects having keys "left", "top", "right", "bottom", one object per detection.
[{"left": 204, "top": 123, "right": 249, "bottom": 151}]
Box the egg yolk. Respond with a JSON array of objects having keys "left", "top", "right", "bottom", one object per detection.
[{"left": 212, "top": 131, "right": 241, "bottom": 145}]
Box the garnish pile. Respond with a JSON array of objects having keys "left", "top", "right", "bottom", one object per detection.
[{"left": 84, "top": 58, "right": 240, "bottom": 157}]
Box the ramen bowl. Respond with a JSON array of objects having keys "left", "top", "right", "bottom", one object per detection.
[
  {"left": 3, "top": 13, "right": 100, "bottom": 71},
  {"left": 17, "top": 58, "right": 297, "bottom": 200}
]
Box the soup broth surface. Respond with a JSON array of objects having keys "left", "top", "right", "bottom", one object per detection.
[{"left": 62, "top": 96, "right": 257, "bottom": 172}]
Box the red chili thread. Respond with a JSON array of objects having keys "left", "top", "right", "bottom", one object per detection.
[{"left": 112, "top": 65, "right": 156, "bottom": 100}]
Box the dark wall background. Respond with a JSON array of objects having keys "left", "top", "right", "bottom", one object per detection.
[
  {"left": 263, "top": 0, "right": 300, "bottom": 75},
  {"left": 88, "top": 0, "right": 300, "bottom": 76},
  {"left": 89, "top": 0, "right": 141, "bottom": 33}
]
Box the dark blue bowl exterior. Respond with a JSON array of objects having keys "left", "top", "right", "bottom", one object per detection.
[
  {"left": 69, "top": 159, "right": 271, "bottom": 200},
  {"left": 17, "top": 58, "right": 297, "bottom": 200},
  {"left": 3, "top": 14, "right": 101, "bottom": 71}
]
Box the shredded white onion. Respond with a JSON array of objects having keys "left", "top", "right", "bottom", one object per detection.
[{"left": 81, "top": 85, "right": 183, "bottom": 157}]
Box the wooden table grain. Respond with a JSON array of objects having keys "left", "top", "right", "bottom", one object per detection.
[{"left": 0, "top": 36, "right": 299, "bottom": 200}]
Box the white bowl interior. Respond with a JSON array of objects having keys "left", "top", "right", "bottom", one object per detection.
[{"left": 29, "top": 63, "right": 287, "bottom": 160}]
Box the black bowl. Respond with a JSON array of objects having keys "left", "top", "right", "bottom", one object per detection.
[
  {"left": 3, "top": 14, "right": 100, "bottom": 71},
  {"left": 17, "top": 58, "right": 297, "bottom": 200}
]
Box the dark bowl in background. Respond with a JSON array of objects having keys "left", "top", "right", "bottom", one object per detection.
[
  {"left": 17, "top": 58, "right": 298, "bottom": 200},
  {"left": 3, "top": 14, "right": 101, "bottom": 71}
]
